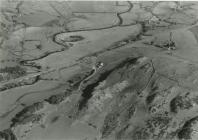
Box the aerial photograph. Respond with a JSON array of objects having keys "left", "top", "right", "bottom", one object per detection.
[{"left": 1, "top": 0, "right": 198, "bottom": 140}]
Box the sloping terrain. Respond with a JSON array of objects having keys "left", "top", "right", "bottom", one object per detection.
[{"left": 1, "top": 1, "right": 198, "bottom": 140}]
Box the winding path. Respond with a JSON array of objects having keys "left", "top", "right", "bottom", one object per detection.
[
  {"left": 0, "top": 2, "right": 135, "bottom": 120},
  {"left": 53, "top": 1, "right": 134, "bottom": 46},
  {"left": 12, "top": 1, "right": 134, "bottom": 106},
  {"left": 0, "top": 0, "right": 134, "bottom": 129},
  {"left": 52, "top": 1, "right": 134, "bottom": 92},
  {"left": 78, "top": 64, "right": 104, "bottom": 91}
]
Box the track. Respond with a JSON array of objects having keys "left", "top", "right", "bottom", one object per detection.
[
  {"left": 78, "top": 64, "right": 104, "bottom": 91},
  {"left": 0, "top": 0, "right": 134, "bottom": 131},
  {"left": 53, "top": 1, "right": 134, "bottom": 45}
]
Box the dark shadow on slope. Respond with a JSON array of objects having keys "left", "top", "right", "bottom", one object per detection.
[{"left": 78, "top": 57, "right": 141, "bottom": 111}]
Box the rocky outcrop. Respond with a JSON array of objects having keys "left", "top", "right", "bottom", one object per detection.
[
  {"left": 170, "top": 94, "right": 193, "bottom": 113},
  {"left": 101, "top": 112, "right": 119, "bottom": 138},
  {"left": 10, "top": 102, "right": 44, "bottom": 128},
  {"left": 178, "top": 116, "right": 198, "bottom": 140},
  {"left": 0, "top": 129, "right": 17, "bottom": 140}
]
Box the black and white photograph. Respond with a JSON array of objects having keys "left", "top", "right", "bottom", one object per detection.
[{"left": 1, "top": 0, "right": 198, "bottom": 140}]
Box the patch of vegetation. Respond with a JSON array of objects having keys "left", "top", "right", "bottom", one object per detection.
[
  {"left": 170, "top": 95, "right": 192, "bottom": 113},
  {"left": 192, "top": 95, "right": 198, "bottom": 105},
  {"left": 107, "top": 34, "right": 140, "bottom": 51},
  {"left": 62, "top": 35, "right": 84, "bottom": 42},
  {"left": 78, "top": 69, "right": 113, "bottom": 110},
  {"left": 11, "top": 102, "right": 44, "bottom": 127},
  {"left": 121, "top": 104, "right": 136, "bottom": 124},
  {"left": 45, "top": 86, "right": 73, "bottom": 105},
  {"left": 0, "top": 82, "right": 20, "bottom": 91},
  {"left": 178, "top": 116, "right": 198, "bottom": 140},
  {"left": 20, "top": 114, "right": 43, "bottom": 125},
  {"left": 67, "top": 69, "right": 93, "bottom": 88},
  {"left": 0, "top": 129, "right": 17, "bottom": 140},
  {"left": 132, "top": 127, "right": 150, "bottom": 140},
  {"left": 0, "top": 65, "right": 26, "bottom": 81},
  {"left": 50, "top": 116, "right": 60, "bottom": 124},
  {"left": 126, "top": 105, "right": 136, "bottom": 119},
  {"left": 116, "top": 124, "right": 129, "bottom": 140},
  {"left": 145, "top": 116, "right": 171, "bottom": 138},
  {"left": 78, "top": 57, "right": 141, "bottom": 111},
  {"left": 146, "top": 92, "right": 157, "bottom": 105},
  {"left": 101, "top": 112, "right": 119, "bottom": 138},
  {"left": 45, "top": 93, "right": 66, "bottom": 105},
  {"left": 0, "top": 66, "right": 26, "bottom": 75},
  {"left": 0, "top": 76, "right": 39, "bottom": 92}
]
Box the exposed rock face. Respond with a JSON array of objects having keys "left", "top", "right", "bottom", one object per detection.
[
  {"left": 170, "top": 94, "right": 193, "bottom": 113},
  {"left": 45, "top": 93, "right": 67, "bottom": 105},
  {"left": 178, "top": 116, "right": 198, "bottom": 140},
  {"left": 0, "top": 129, "right": 17, "bottom": 140}
]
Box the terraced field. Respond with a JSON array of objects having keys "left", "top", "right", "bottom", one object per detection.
[{"left": 1, "top": 1, "right": 198, "bottom": 140}]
